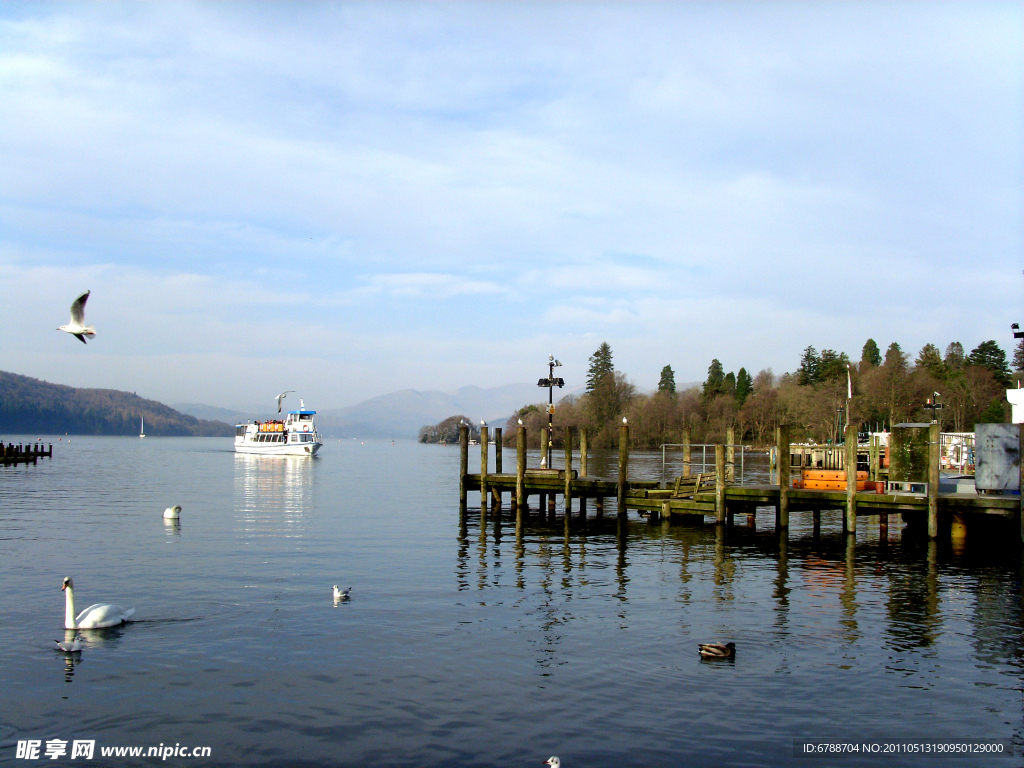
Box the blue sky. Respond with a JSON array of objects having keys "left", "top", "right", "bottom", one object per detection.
[{"left": 1, "top": 2, "right": 1021, "bottom": 411}]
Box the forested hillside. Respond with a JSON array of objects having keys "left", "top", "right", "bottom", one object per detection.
[{"left": 0, "top": 371, "right": 234, "bottom": 436}]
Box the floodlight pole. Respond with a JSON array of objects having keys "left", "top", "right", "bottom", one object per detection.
[{"left": 538, "top": 355, "right": 564, "bottom": 469}]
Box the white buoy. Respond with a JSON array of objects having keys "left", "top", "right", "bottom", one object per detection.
[{"left": 163, "top": 505, "right": 182, "bottom": 519}]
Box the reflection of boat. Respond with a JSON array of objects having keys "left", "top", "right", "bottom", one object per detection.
[
  {"left": 234, "top": 452, "right": 313, "bottom": 538},
  {"left": 139, "top": 416, "right": 145, "bottom": 438},
  {"left": 234, "top": 399, "right": 322, "bottom": 456}
]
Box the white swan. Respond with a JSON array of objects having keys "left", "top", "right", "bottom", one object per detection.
[
  {"left": 163, "top": 505, "right": 182, "bottom": 519},
  {"left": 62, "top": 577, "right": 135, "bottom": 629}
]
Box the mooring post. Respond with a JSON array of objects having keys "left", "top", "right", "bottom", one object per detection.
[
  {"left": 715, "top": 444, "right": 726, "bottom": 524},
  {"left": 777, "top": 425, "right": 790, "bottom": 529},
  {"left": 879, "top": 512, "right": 889, "bottom": 542},
  {"left": 492, "top": 427, "right": 503, "bottom": 506},
  {"left": 845, "top": 425, "right": 858, "bottom": 535},
  {"left": 1019, "top": 423, "right": 1024, "bottom": 544},
  {"left": 682, "top": 428, "right": 691, "bottom": 478},
  {"left": 579, "top": 426, "right": 588, "bottom": 517},
  {"left": 928, "top": 422, "right": 940, "bottom": 539},
  {"left": 596, "top": 496, "right": 604, "bottom": 517},
  {"left": 564, "top": 427, "right": 573, "bottom": 515},
  {"left": 516, "top": 425, "right": 526, "bottom": 516},
  {"left": 617, "top": 421, "right": 629, "bottom": 517},
  {"left": 726, "top": 427, "right": 735, "bottom": 483},
  {"left": 459, "top": 424, "right": 469, "bottom": 515},
  {"left": 480, "top": 425, "right": 489, "bottom": 519}
]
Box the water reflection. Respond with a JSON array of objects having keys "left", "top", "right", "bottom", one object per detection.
[
  {"left": 163, "top": 518, "right": 181, "bottom": 536},
  {"left": 233, "top": 454, "right": 314, "bottom": 538}
]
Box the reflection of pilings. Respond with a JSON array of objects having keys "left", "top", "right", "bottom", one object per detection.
[
  {"left": 514, "top": 521, "right": 525, "bottom": 590},
  {"left": 840, "top": 534, "right": 858, "bottom": 644},
  {"left": 774, "top": 530, "right": 790, "bottom": 629},
  {"left": 477, "top": 514, "right": 488, "bottom": 592},
  {"left": 456, "top": 524, "right": 469, "bottom": 591},
  {"left": 925, "top": 539, "right": 939, "bottom": 643},
  {"left": 879, "top": 512, "right": 888, "bottom": 544},
  {"left": 812, "top": 510, "right": 821, "bottom": 540}
]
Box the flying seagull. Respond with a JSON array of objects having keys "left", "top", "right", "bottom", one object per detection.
[
  {"left": 57, "top": 291, "right": 95, "bottom": 344},
  {"left": 276, "top": 391, "right": 295, "bottom": 414}
]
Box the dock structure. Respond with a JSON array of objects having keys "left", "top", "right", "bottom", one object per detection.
[
  {"left": 458, "top": 423, "right": 1024, "bottom": 546},
  {"left": 2, "top": 442, "right": 54, "bottom": 466}
]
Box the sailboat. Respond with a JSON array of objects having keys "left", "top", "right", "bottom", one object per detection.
[{"left": 139, "top": 416, "right": 146, "bottom": 438}]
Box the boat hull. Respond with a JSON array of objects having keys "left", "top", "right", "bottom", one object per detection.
[{"left": 234, "top": 442, "right": 321, "bottom": 456}]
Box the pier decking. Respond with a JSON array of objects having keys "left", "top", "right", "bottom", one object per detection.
[{"left": 457, "top": 423, "right": 1024, "bottom": 545}]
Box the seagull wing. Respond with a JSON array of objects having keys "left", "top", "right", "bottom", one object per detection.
[
  {"left": 70, "top": 291, "right": 90, "bottom": 325},
  {"left": 74, "top": 333, "right": 87, "bottom": 344}
]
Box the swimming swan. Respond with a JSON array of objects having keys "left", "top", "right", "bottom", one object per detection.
[
  {"left": 163, "top": 505, "right": 182, "bottom": 519},
  {"left": 62, "top": 577, "right": 135, "bottom": 629}
]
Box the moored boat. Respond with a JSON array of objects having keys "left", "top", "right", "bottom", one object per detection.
[{"left": 235, "top": 400, "right": 322, "bottom": 456}]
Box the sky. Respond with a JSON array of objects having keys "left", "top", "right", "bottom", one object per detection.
[{"left": 1, "top": 1, "right": 1021, "bottom": 411}]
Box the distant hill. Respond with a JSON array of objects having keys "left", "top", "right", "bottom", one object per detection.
[
  {"left": 0, "top": 371, "right": 234, "bottom": 437},
  {"left": 316, "top": 383, "right": 586, "bottom": 438}
]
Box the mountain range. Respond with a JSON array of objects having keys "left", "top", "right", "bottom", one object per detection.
[{"left": 175, "top": 382, "right": 586, "bottom": 438}]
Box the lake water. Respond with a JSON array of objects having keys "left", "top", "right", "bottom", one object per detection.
[{"left": 2, "top": 437, "right": 1023, "bottom": 767}]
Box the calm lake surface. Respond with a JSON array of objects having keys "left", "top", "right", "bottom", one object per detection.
[{"left": 2, "top": 437, "right": 1023, "bottom": 767}]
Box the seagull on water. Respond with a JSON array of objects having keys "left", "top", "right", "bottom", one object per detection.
[
  {"left": 544, "top": 757, "right": 561, "bottom": 768},
  {"left": 333, "top": 585, "right": 351, "bottom": 601},
  {"left": 57, "top": 291, "right": 96, "bottom": 344},
  {"left": 276, "top": 391, "right": 295, "bottom": 414},
  {"left": 55, "top": 634, "right": 85, "bottom": 652}
]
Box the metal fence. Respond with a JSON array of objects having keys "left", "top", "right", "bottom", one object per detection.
[{"left": 659, "top": 443, "right": 749, "bottom": 485}]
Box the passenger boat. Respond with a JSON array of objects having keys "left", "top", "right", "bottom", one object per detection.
[{"left": 234, "top": 400, "right": 322, "bottom": 456}]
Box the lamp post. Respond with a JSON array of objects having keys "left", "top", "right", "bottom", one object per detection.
[
  {"left": 537, "top": 355, "right": 564, "bottom": 469},
  {"left": 924, "top": 392, "right": 943, "bottom": 424}
]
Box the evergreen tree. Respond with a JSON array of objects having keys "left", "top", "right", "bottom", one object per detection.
[
  {"left": 861, "top": 339, "right": 881, "bottom": 367},
  {"left": 884, "top": 342, "right": 905, "bottom": 367},
  {"left": 798, "top": 346, "right": 820, "bottom": 385},
  {"left": 1012, "top": 339, "right": 1024, "bottom": 373},
  {"left": 586, "top": 342, "right": 614, "bottom": 394},
  {"left": 657, "top": 365, "right": 676, "bottom": 394},
  {"left": 967, "top": 340, "right": 1011, "bottom": 386},
  {"left": 702, "top": 359, "right": 725, "bottom": 400},
  {"left": 735, "top": 367, "right": 753, "bottom": 405},
  {"left": 818, "top": 350, "right": 850, "bottom": 381},
  {"left": 944, "top": 342, "right": 965, "bottom": 370},
  {"left": 723, "top": 371, "right": 737, "bottom": 397},
  {"left": 915, "top": 343, "right": 946, "bottom": 378}
]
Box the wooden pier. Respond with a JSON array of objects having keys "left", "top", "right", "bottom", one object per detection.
[
  {"left": 1, "top": 442, "right": 54, "bottom": 466},
  {"left": 457, "top": 423, "right": 1024, "bottom": 545}
]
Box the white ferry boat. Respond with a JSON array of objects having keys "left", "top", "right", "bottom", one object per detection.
[{"left": 234, "top": 401, "right": 322, "bottom": 456}]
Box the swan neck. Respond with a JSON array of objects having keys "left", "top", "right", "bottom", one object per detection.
[{"left": 65, "top": 586, "right": 77, "bottom": 629}]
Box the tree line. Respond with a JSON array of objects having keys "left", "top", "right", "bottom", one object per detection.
[
  {"left": 0, "top": 370, "right": 234, "bottom": 437},
  {"left": 502, "top": 338, "right": 1022, "bottom": 450}
]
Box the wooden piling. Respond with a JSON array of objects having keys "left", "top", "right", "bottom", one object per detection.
[
  {"left": 617, "top": 422, "right": 629, "bottom": 517},
  {"left": 845, "top": 425, "right": 858, "bottom": 535},
  {"left": 596, "top": 496, "right": 604, "bottom": 517},
  {"left": 459, "top": 424, "right": 469, "bottom": 514},
  {"left": 726, "top": 427, "right": 735, "bottom": 483},
  {"left": 516, "top": 425, "right": 526, "bottom": 516},
  {"left": 492, "top": 427, "right": 503, "bottom": 506},
  {"left": 564, "top": 427, "right": 573, "bottom": 514},
  {"left": 480, "top": 426, "right": 489, "bottom": 518},
  {"left": 777, "top": 425, "right": 790, "bottom": 528},
  {"left": 1019, "top": 423, "right": 1024, "bottom": 544},
  {"left": 879, "top": 512, "right": 889, "bottom": 541},
  {"left": 928, "top": 422, "right": 940, "bottom": 539},
  {"left": 579, "top": 427, "right": 588, "bottom": 517},
  {"left": 580, "top": 427, "right": 588, "bottom": 477},
  {"left": 715, "top": 444, "right": 726, "bottom": 524},
  {"left": 682, "top": 428, "right": 691, "bottom": 478}
]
